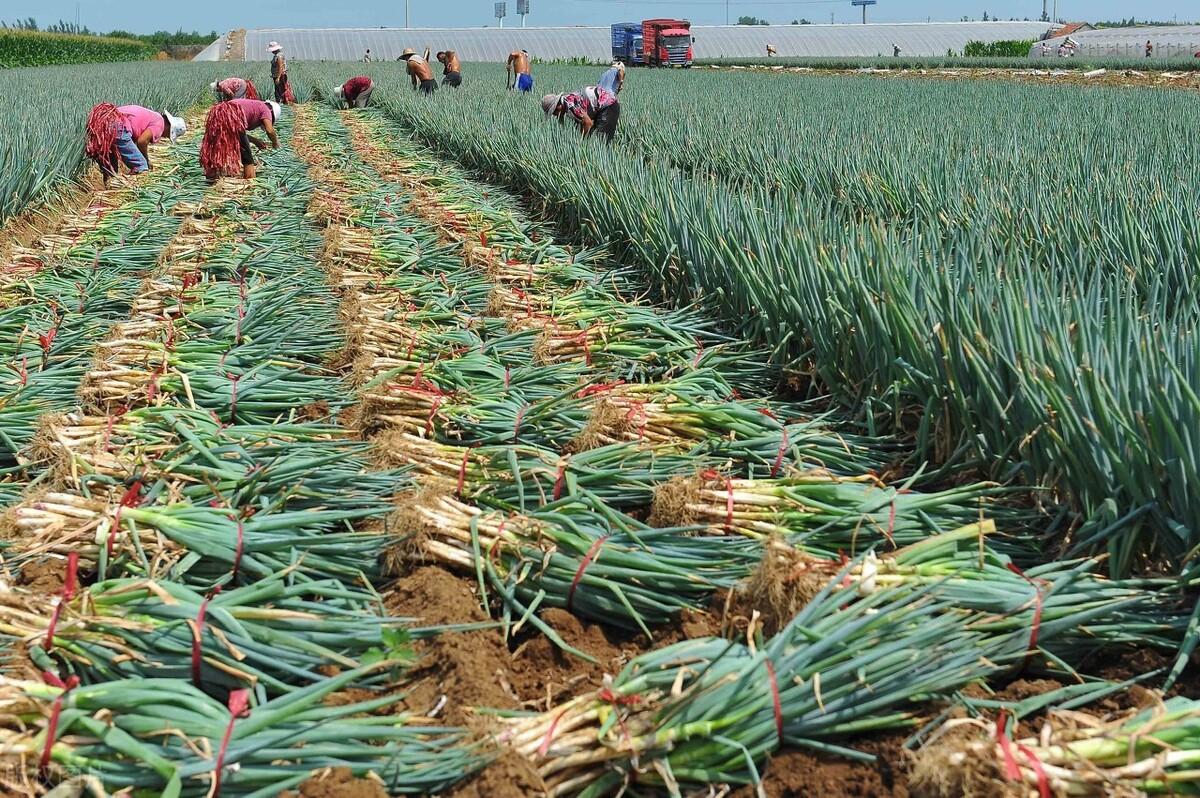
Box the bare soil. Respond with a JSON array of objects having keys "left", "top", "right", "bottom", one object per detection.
[
  {"left": 280, "top": 767, "right": 388, "bottom": 798},
  {"left": 732, "top": 731, "right": 912, "bottom": 798},
  {"left": 382, "top": 566, "right": 721, "bottom": 726}
]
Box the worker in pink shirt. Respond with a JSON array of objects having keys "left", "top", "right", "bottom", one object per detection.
[
  {"left": 231, "top": 99, "right": 280, "bottom": 179},
  {"left": 84, "top": 103, "right": 187, "bottom": 183}
]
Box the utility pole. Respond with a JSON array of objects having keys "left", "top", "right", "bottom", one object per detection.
[
  {"left": 405, "top": 0, "right": 410, "bottom": 29},
  {"left": 726, "top": 0, "right": 730, "bottom": 26}
]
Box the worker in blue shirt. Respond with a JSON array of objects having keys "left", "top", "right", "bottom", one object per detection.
[{"left": 597, "top": 61, "right": 625, "bottom": 95}]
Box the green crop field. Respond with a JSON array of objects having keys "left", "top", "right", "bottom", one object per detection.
[
  {"left": 0, "top": 59, "right": 1196, "bottom": 796},
  {"left": 0, "top": 28, "right": 156, "bottom": 68}
]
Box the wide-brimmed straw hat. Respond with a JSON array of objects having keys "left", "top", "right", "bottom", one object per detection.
[
  {"left": 541, "top": 93, "right": 563, "bottom": 115},
  {"left": 399, "top": 47, "right": 416, "bottom": 59},
  {"left": 268, "top": 41, "right": 282, "bottom": 53}
]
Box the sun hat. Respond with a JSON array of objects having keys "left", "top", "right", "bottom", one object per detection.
[
  {"left": 333, "top": 86, "right": 345, "bottom": 100},
  {"left": 266, "top": 101, "right": 282, "bottom": 123},
  {"left": 164, "top": 112, "right": 187, "bottom": 143},
  {"left": 268, "top": 41, "right": 282, "bottom": 53},
  {"left": 399, "top": 47, "right": 416, "bottom": 59},
  {"left": 209, "top": 81, "right": 219, "bottom": 91},
  {"left": 541, "top": 93, "right": 563, "bottom": 115}
]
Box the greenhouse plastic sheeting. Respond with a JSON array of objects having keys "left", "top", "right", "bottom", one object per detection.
[
  {"left": 235, "top": 22, "right": 1053, "bottom": 63},
  {"left": 194, "top": 35, "right": 226, "bottom": 62},
  {"left": 1032, "top": 25, "right": 1200, "bottom": 58}
]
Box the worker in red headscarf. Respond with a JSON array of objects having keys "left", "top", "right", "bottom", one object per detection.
[
  {"left": 200, "top": 99, "right": 280, "bottom": 182},
  {"left": 211, "top": 78, "right": 260, "bottom": 101},
  {"left": 85, "top": 103, "right": 187, "bottom": 184}
]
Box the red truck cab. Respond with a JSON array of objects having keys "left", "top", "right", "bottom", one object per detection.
[{"left": 642, "top": 19, "right": 693, "bottom": 67}]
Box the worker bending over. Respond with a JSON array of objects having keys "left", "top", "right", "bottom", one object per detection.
[
  {"left": 597, "top": 61, "right": 625, "bottom": 95},
  {"left": 437, "top": 50, "right": 463, "bottom": 87},
  {"left": 400, "top": 48, "right": 437, "bottom": 95},
  {"left": 507, "top": 49, "right": 534, "bottom": 93},
  {"left": 543, "top": 87, "right": 620, "bottom": 143},
  {"left": 200, "top": 99, "right": 280, "bottom": 182},
  {"left": 211, "top": 78, "right": 259, "bottom": 101},
  {"left": 85, "top": 103, "right": 186, "bottom": 184},
  {"left": 334, "top": 76, "right": 375, "bottom": 108}
]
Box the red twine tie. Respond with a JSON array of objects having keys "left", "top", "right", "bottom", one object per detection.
[
  {"left": 503, "top": 366, "right": 511, "bottom": 391},
  {"left": 552, "top": 458, "right": 569, "bottom": 501},
  {"left": 424, "top": 396, "right": 444, "bottom": 437},
  {"left": 765, "top": 660, "right": 784, "bottom": 745},
  {"left": 191, "top": 587, "right": 221, "bottom": 687},
  {"left": 567, "top": 535, "right": 610, "bottom": 611},
  {"left": 537, "top": 708, "right": 569, "bottom": 757},
  {"left": 212, "top": 688, "right": 251, "bottom": 796},
  {"left": 995, "top": 711, "right": 1022, "bottom": 780},
  {"left": 38, "top": 672, "right": 80, "bottom": 776},
  {"left": 1005, "top": 563, "right": 1047, "bottom": 666},
  {"left": 228, "top": 374, "right": 240, "bottom": 422},
  {"left": 512, "top": 404, "right": 530, "bottom": 443},
  {"left": 43, "top": 553, "right": 79, "bottom": 651},
  {"left": 107, "top": 481, "right": 144, "bottom": 557},
  {"left": 724, "top": 478, "right": 736, "bottom": 533},
  {"left": 770, "top": 428, "right": 790, "bottom": 478},
  {"left": 231, "top": 518, "right": 245, "bottom": 583}
]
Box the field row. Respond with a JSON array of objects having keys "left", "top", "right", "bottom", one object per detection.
[
  {"left": 311, "top": 61, "right": 1200, "bottom": 576},
  {"left": 0, "top": 66, "right": 1195, "bottom": 792}
]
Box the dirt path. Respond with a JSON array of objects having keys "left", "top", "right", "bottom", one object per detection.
[{"left": 224, "top": 28, "right": 247, "bottom": 62}]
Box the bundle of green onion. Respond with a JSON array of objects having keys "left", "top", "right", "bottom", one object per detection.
[
  {"left": 912, "top": 697, "right": 1200, "bottom": 797},
  {"left": 499, "top": 541, "right": 1188, "bottom": 796},
  {"left": 650, "top": 470, "right": 1030, "bottom": 556},
  {"left": 5, "top": 570, "right": 419, "bottom": 700},
  {"left": 0, "top": 664, "right": 483, "bottom": 795},
  {"left": 389, "top": 490, "right": 759, "bottom": 636}
]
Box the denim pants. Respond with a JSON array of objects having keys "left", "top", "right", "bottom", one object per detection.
[{"left": 114, "top": 127, "right": 148, "bottom": 173}]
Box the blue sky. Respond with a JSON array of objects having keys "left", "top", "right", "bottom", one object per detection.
[{"left": 6, "top": 1, "right": 1194, "bottom": 32}]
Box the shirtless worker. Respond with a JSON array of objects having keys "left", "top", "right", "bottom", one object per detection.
[
  {"left": 334, "top": 75, "right": 375, "bottom": 108},
  {"left": 400, "top": 48, "right": 438, "bottom": 95},
  {"left": 507, "top": 49, "right": 534, "bottom": 93},
  {"left": 437, "top": 50, "right": 463, "bottom": 88},
  {"left": 84, "top": 103, "right": 186, "bottom": 183}
]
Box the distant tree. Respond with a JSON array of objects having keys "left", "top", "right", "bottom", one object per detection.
[
  {"left": 2, "top": 17, "right": 39, "bottom": 30},
  {"left": 791, "top": 18, "right": 811, "bottom": 25},
  {"left": 737, "top": 16, "right": 769, "bottom": 26},
  {"left": 45, "top": 19, "right": 92, "bottom": 34},
  {"left": 983, "top": 11, "right": 990, "bottom": 21}
]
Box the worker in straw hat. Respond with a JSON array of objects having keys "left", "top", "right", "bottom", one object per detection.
[
  {"left": 399, "top": 48, "right": 438, "bottom": 95},
  {"left": 83, "top": 103, "right": 187, "bottom": 184},
  {"left": 333, "top": 75, "right": 375, "bottom": 109},
  {"left": 210, "top": 77, "right": 259, "bottom": 101},
  {"left": 597, "top": 61, "right": 625, "bottom": 95},
  {"left": 542, "top": 86, "right": 620, "bottom": 143},
  {"left": 268, "top": 41, "right": 294, "bottom": 104}
]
